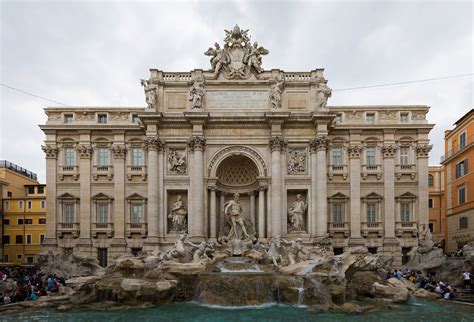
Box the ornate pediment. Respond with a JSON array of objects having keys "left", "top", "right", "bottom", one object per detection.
[{"left": 204, "top": 25, "right": 269, "bottom": 80}]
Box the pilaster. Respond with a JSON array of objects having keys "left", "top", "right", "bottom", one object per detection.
[
  {"left": 348, "top": 142, "right": 363, "bottom": 243},
  {"left": 111, "top": 143, "right": 127, "bottom": 240},
  {"left": 188, "top": 135, "right": 206, "bottom": 239},
  {"left": 42, "top": 144, "right": 59, "bottom": 247},
  {"left": 76, "top": 142, "right": 93, "bottom": 244},
  {"left": 382, "top": 139, "right": 397, "bottom": 238},
  {"left": 269, "top": 136, "right": 284, "bottom": 237},
  {"left": 416, "top": 143, "right": 432, "bottom": 226},
  {"left": 310, "top": 135, "right": 329, "bottom": 237}
]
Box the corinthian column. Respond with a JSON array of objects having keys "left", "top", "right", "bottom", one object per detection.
[
  {"left": 382, "top": 144, "right": 397, "bottom": 238},
  {"left": 208, "top": 184, "right": 217, "bottom": 239},
  {"left": 188, "top": 136, "right": 206, "bottom": 239},
  {"left": 269, "top": 137, "right": 284, "bottom": 237},
  {"left": 144, "top": 136, "right": 163, "bottom": 244},
  {"left": 111, "top": 144, "right": 127, "bottom": 240},
  {"left": 348, "top": 144, "right": 363, "bottom": 243},
  {"left": 310, "top": 136, "right": 329, "bottom": 237},
  {"left": 42, "top": 145, "right": 59, "bottom": 247},
  {"left": 76, "top": 144, "right": 93, "bottom": 244},
  {"left": 416, "top": 144, "right": 432, "bottom": 227}
]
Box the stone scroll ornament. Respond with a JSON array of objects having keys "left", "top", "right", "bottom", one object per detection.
[
  {"left": 204, "top": 25, "right": 269, "bottom": 79},
  {"left": 140, "top": 79, "right": 158, "bottom": 109}
]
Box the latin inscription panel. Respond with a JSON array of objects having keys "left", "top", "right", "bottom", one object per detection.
[{"left": 206, "top": 91, "right": 268, "bottom": 109}]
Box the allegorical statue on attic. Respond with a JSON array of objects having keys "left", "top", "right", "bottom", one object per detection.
[
  {"left": 204, "top": 25, "right": 269, "bottom": 79},
  {"left": 140, "top": 79, "right": 158, "bottom": 109},
  {"left": 188, "top": 77, "right": 205, "bottom": 109}
]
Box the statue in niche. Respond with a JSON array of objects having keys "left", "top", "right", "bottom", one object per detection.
[
  {"left": 288, "top": 194, "right": 308, "bottom": 232},
  {"left": 288, "top": 150, "right": 306, "bottom": 174},
  {"left": 315, "top": 78, "right": 332, "bottom": 109},
  {"left": 140, "top": 79, "right": 158, "bottom": 109},
  {"left": 188, "top": 78, "right": 205, "bottom": 109},
  {"left": 269, "top": 75, "right": 285, "bottom": 109},
  {"left": 168, "top": 149, "right": 187, "bottom": 174},
  {"left": 168, "top": 195, "right": 188, "bottom": 233},
  {"left": 219, "top": 193, "right": 256, "bottom": 242}
]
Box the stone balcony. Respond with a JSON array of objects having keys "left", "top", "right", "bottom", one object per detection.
[
  {"left": 126, "top": 222, "right": 148, "bottom": 238},
  {"left": 58, "top": 165, "right": 79, "bottom": 181},
  {"left": 361, "top": 222, "right": 383, "bottom": 237},
  {"left": 57, "top": 222, "right": 80, "bottom": 238},
  {"left": 92, "top": 222, "right": 114, "bottom": 238},
  {"left": 327, "top": 165, "right": 348, "bottom": 180},
  {"left": 395, "top": 221, "right": 418, "bottom": 237},
  {"left": 361, "top": 164, "right": 382, "bottom": 180},
  {"left": 92, "top": 165, "right": 114, "bottom": 181},
  {"left": 395, "top": 164, "right": 416, "bottom": 180},
  {"left": 328, "top": 221, "right": 350, "bottom": 237},
  {"left": 127, "top": 165, "right": 147, "bottom": 181}
]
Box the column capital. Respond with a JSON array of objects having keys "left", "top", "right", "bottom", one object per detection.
[
  {"left": 42, "top": 145, "right": 59, "bottom": 159},
  {"left": 76, "top": 144, "right": 93, "bottom": 159},
  {"left": 144, "top": 136, "right": 164, "bottom": 152},
  {"left": 309, "top": 135, "right": 328, "bottom": 153},
  {"left": 218, "top": 190, "right": 227, "bottom": 197},
  {"left": 269, "top": 136, "right": 285, "bottom": 152},
  {"left": 187, "top": 136, "right": 206, "bottom": 152},
  {"left": 348, "top": 144, "right": 362, "bottom": 159},
  {"left": 415, "top": 144, "right": 432, "bottom": 158},
  {"left": 111, "top": 144, "right": 127, "bottom": 159},
  {"left": 382, "top": 144, "right": 398, "bottom": 159},
  {"left": 247, "top": 190, "right": 255, "bottom": 196}
]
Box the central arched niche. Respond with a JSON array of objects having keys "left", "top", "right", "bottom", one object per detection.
[{"left": 215, "top": 155, "right": 259, "bottom": 191}]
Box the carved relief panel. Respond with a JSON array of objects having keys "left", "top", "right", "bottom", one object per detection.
[
  {"left": 287, "top": 148, "right": 307, "bottom": 175},
  {"left": 167, "top": 148, "right": 188, "bottom": 175}
]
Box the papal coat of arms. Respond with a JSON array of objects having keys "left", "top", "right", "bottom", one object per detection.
[{"left": 204, "top": 25, "right": 269, "bottom": 79}]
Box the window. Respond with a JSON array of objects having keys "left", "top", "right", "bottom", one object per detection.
[
  {"left": 28, "top": 186, "right": 35, "bottom": 194},
  {"left": 37, "top": 186, "right": 44, "bottom": 194},
  {"left": 132, "top": 148, "right": 143, "bottom": 166},
  {"left": 428, "top": 175, "right": 434, "bottom": 187},
  {"left": 460, "top": 217, "right": 468, "bottom": 229},
  {"left": 458, "top": 186, "right": 466, "bottom": 204},
  {"left": 64, "top": 148, "right": 76, "bottom": 166},
  {"left": 39, "top": 218, "right": 46, "bottom": 224},
  {"left": 64, "top": 114, "right": 73, "bottom": 124},
  {"left": 429, "top": 223, "right": 434, "bottom": 232},
  {"left": 366, "top": 147, "right": 376, "bottom": 166},
  {"left": 3, "top": 235, "right": 10, "bottom": 244},
  {"left": 25, "top": 219, "right": 32, "bottom": 225},
  {"left": 456, "top": 160, "right": 468, "bottom": 178},
  {"left": 132, "top": 115, "right": 140, "bottom": 124},
  {"left": 16, "top": 235, "right": 23, "bottom": 244},
  {"left": 97, "top": 203, "right": 108, "bottom": 224},
  {"left": 41, "top": 200, "right": 46, "bottom": 209},
  {"left": 18, "top": 201, "right": 23, "bottom": 209},
  {"left": 366, "top": 113, "right": 375, "bottom": 124},
  {"left": 98, "top": 148, "right": 109, "bottom": 166},
  {"left": 334, "top": 113, "right": 342, "bottom": 124},
  {"left": 40, "top": 235, "right": 45, "bottom": 243},
  {"left": 17, "top": 219, "right": 24, "bottom": 225},
  {"left": 332, "top": 147, "right": 343, "bottom": 166},
  {"left": 333, "top": 203, "right": 343, "bottom": 223},
  {"left": 7, "top": 191, "right": 12, "bottom": 197},
  {"left": 27, "top": 257, "right": 34, "bottom": 264},
  {"left": 131, "top": 204, "right": 143, "bottom": 223},
  {"left": 3, "top": 219, "right": 10, "bottom": 225},
  {"left": 131, "top": 248, "right": 142, "bottom": 256},
  {"left": 366, "top": 203, "right": 377, "bottom": 222},
  {"left": 26, "top": 235, "right": 32, "bottom": 244},
  {"left": 368, "top": 247, "right": 378, "bottom": 254},
  {"left": 428, "top": 198, "right": 433, "bottom": 208},
  {"left": 17, "top": 254, "right": 22, "bottom": 260},
  {"left": 460, "top": 132, "right": 466, "bottom": 149},
  {"left": 400, "top": 202, "right": 411, "bottom": 222},
  {"left": 98, "top": 114, "right": 107, "bottom": 124},
  {"left": 63, "top": 203, "right": 75, "bottom": 223},
  {"left": 4, "top": 201, "right": 9, "bottom": 210},
  {"left": 27, "top": 201, "right": 32, "bottom": 209},
  {"left": 98, "top": 248, "right": 108, "bottom": 267},
  {"left": 400, "top": 113, "right": 409, "bottom": 123},
  {"left": 399, "top": 147, "right": 409, "bottom": 165}
]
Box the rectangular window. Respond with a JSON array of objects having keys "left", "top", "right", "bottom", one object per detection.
[
  {"left": 18, "top": 201, "right": 23, "bottom": 209},
  {"left": 26, "top": 235, "right": 32, "bottom": 245},
  {"left": 28, "top": 186, "right": 35, "bottom": 194},
  {"left": 131, "top": 204, "right": 143, "bottom": 223},
  {"left": 4, "top": 201, "right": 9, "bottom": 210},
  {"left": 399, "top": 147, "right": 409, "bottom": 165},
  {"left": 460, "top": 217, "right": 468, "bottom": 229},
  {"left": 3, "top": 236, "right": 10, "bottom": 244},
  {"left": 7, "top": 191, "right": 12, "bottom": 197},
  {"left": 332, "top": 147, "right": 343, "bottom": 166},
  {"left": 17, "top": 254, "right": 22, "bottom": 260},
  {"left": 25, "top": 219, "right": 32, "bottom": 225},
  {"left": 132, "top": 148, "right": 143, "bottom": 166},
  {"left": 16, "top": 235, "right": 23, "bottom": 244},
  {"left": 429, "top": 223, "right": 434, "bottom": 232},
  {"left": 458, "top": 186, "right": 466, "bottom": 204},
  {"left": 98, "top": 148, "right": 109, "bottom": 166},
  {"left": 400, "top": 113, "right": 409, "bottom": 123},
  {"left": 366, "top": 147, "right": 376, "bottom": 166},
  {"left": 456, "top": 160, "right": 468, "bottom": 178},
  {"left": 3, "top": 219, "right": 9, "bottom": 225},
  {"left": 98, "top": 248, "right": 108, "bottom": 267},
  {"left": 428, "top": 175, "right": 434, "bottom": 187},
  {"left": 27, "top": 201, "right": 32, "bottom": 209},
  {"left": 64, "top": 148, "right": 76, "bottom": 166},
  {"left": 366, "top": 203, "right": 377, "bottom": 222},
  {"left": 132, "top": 115, "right": 140, "bottom": 124},
  {"left": 366, "top": 113, "right": 375, "bottom": 124},
  {"left": 97, "top": 203, "right": 108, "bottom": 224},
  {"left": 428, "top": 198, "right": 433, "bottom": 208},
  {"left": 39, "top": 218, "right": 46, "bottom": 224},
  {"left": 333, "top": 203, "right": 343, "bottom": 223},
  {"left": 17, "top": 219, "right": 24, "bottom": 225},
  {"left": 37, "top": 186, "right": 44, "bottom": 194},
  {"left": 98, "top": 114, "right": 107, "bottom": 124},
  {"left": 63, "top": 203, "right": 75, "bottom": 223},
  {"left": 41, "top": 200, "right": 46, "bottom": 209},
  {"left": 40, "top": 235, "right": 45, "bottom": 243},
  {"left": 460, "top": 132, "right": 466, "bottom": 149},
  {"left": 64, "top": 114, "right": 73, "bottom": 124},
  {"left": 400, "top": 202, "right": 411, "bottom": 222},
  {"left": 27, "top": 257, "right": 34, "bottom": 264}
]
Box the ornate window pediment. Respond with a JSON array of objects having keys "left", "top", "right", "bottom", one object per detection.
[
  {"left": 329, "top": 192, "right": 349, "bottom": 200},
  {"left": 58, "top": 192, "right": 79, "bottom": 201},
  {"left": 396, "top": 192, "right": 417, "bottom": 201},
  {"left": 362, "top": 192, "right": 383, "bottom": 201},
  {"left": 126, "top": 193, "right": 147, "bottom": 201},
  {"left": 92, "top": 193, "right": 113, "bottom": 201}
]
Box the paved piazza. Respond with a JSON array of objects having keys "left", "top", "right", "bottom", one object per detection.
[{"left": 40, "top": 26, "right": 433, "bottom": 266}]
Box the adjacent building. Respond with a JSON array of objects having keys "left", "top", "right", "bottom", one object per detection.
[
  {"left": 0, "top": 160, "right": 46, "bottom": 263},
  {"left": 428, "top": 165, "right": 445, "bottom": 246},
  {"left": 441, "top": 109, "right": 474, "bottom": 252},
  {"left": 40, "top": 26, "right": 434, "bottom": 266}
]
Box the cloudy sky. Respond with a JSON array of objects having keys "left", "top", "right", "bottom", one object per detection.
[{"left": 1, "top": 0, "right": 472, "bottom": 183}]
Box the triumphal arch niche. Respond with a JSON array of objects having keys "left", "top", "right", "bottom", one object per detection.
[{"left": 42, "top": 25, "right": 433, "bottom": 265}]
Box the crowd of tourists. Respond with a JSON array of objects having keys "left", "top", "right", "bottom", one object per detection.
[
  {"left": 387, "top": 268, "right": 472, "bottom": 300},
  {"left": 0, "top": 266, "right": 65, "bottom": 305}
]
